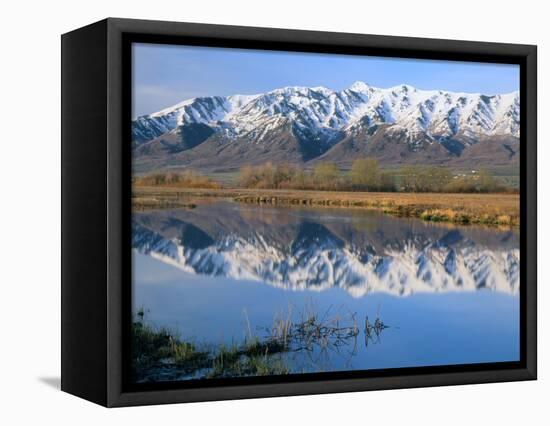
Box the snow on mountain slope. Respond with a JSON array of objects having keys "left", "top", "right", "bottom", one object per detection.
[
  {"left": 132, "top": 82, "right": 520, "bottom": 148},
  {"left": 132, "top": 94, "right": 264, "bottom": 145}
]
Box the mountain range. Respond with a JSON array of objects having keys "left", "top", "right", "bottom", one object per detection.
[{"left": 132, "top": 82, "right": 520, "bottom": 172}]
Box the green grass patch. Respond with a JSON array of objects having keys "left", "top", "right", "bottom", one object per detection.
[{"left": 132, "top": 320, "right": 290, "bottom": 382}]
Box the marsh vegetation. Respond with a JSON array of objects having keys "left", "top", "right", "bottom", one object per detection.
[
  {"left": 133, "top": 186, "right": 519, "bottom": 226},
  {"left": 132, "top": 304, "right": 389, "bottom": 382},
  {"left": 133, "top": 169, "right": 221, "bottom": 189}
]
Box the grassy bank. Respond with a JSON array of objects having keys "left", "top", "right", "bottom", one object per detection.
[
  {"left": 132, "top": 319, "right": 289, "bottom": 382},
  {"left": 132, "top": 304, "right": 372, "bottom": 382},
  {"left": 132, "top": 186, "right": 519, "bottom": 227}
]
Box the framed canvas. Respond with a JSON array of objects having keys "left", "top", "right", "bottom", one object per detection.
[{"left": 61, "top": 18, "right": 537, "bottom": 407}]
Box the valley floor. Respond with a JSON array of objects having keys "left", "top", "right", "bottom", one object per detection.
[{"left": 132, "top": 186, "right": 519, "bottom": 227}]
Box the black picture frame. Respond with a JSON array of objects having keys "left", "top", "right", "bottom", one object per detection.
[{"left": 61, "top": 17, "right": 537, "bottom": 407}]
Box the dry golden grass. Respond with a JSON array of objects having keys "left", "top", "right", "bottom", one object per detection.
[
  {"left": 134, "top": 171, "right": 221, "bottom": 189},
  {"left": 132, "top": 195, "right": 197, "bottom": 210},
  {"left": 132, "top": 186, "right": 520, "bottom": 226}
]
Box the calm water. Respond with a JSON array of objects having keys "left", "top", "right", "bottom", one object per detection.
[{"left": 132, "top": 200, "right": 520, "bottom": 381}]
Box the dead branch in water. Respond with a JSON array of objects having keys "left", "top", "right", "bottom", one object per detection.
[
  {"left": 364, "top": 312, "right": 389, "bottom": 347},
  {"left": 262, "top": 303, "right": 390, "bottom": 356}
]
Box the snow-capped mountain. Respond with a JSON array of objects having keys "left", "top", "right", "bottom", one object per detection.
[
  {"left": 132, "top": 82, "right": 520, "bottom": 171},
  {"left": 132, "top": 208, "right": 520, "bottom": 297}
]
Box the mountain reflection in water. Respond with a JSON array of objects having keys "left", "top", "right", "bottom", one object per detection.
[
  {"left": 131, "top": 200, "right": 520, "bottom": 381},
  {"left": 132, "top": 201, "right": 519, "bottom": 297}
]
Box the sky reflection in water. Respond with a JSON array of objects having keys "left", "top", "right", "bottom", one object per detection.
[{"left": 132, "top": 201, "right": 520, "bottom": 375}]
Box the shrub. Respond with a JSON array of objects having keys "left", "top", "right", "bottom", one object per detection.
[
  {"left": 443, "top": 169, "right": 506, "bottom": 193},
  {"left": 313, "top": 162, "right": 341, "bottom": 189},
  {"left": 134, "top": 170, "right": 221, "bottom": 189},
  {"left": 351, "top": 158, "right": 396, "bottom": 192},
  {"left": 238, "top": 162, "right": 306, "bottom": 189},
  {"left": 400, "top": 166, "right": 453, "bottom": 192},
  {"left": 351, "top": 158, "right": 381, "bottom": 189}
]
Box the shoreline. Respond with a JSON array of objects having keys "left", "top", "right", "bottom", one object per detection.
[{"left": 132, "top": 186, "right": 520, "bottom": 227}]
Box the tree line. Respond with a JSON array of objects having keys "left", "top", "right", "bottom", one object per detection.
[
  {"left": 238, "top": 159, "right": 511, "bottom": 193},
  {"left": 133, "top": 170, "right": 221, "bottom": 189},
  {"left": 133, "top": 159, "right": 512, "bottom": 193}
]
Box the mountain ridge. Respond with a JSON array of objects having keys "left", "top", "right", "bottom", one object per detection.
[{"left": 132, "top": 82, "right": 520, "bottom": 172}]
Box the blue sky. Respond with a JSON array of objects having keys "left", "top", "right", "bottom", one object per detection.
[{"left": 132, "top": 43, "right": 520, "bottom": 117}]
